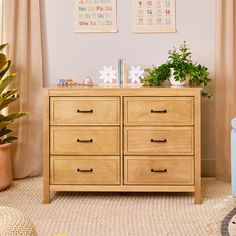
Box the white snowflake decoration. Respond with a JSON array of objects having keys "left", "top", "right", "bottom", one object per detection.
[
  {"left": 99, "top": 66, "right": 117, "bottom": 84},
  {"left": 128, "top": 66, "right": 144, "bottom": 84}
]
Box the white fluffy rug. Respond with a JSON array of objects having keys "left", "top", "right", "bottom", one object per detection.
[{"left": 0, "top": 177, "right": 235, "bottom": 236}]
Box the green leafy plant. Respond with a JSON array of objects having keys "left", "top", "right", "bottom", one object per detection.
[
  {"left": 0, "top": 43, "right": 26, "bottom": 144},
  {"left": 143, "top": 64, "right": 170, "bottom": 86},
  {"left": 142, "top": 41, "right": 212, "bottom": 97},
  {"left": 167, "top": 41, "right": 193, "bottom": 81}
]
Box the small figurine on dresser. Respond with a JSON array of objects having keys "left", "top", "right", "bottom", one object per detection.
[
  {"left": 82, "top": 77, "right": 93, "bottom": 86},
  {"left": 57, "top": 76, "right": 93, "bottom": 87},
  {"left": 58, "top": 78, "right": 76, "bottom": 86},
  {"left": 58, "top": 79, "right": 67, "bottom": 86}
]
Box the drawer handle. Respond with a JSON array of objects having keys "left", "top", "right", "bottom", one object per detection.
[
  {"left": 151, "top": 139, "right": 167, "bottom": 143},
  {"left": 151, "top": 109, "right": 167, "bottom": 113},
  {"left": 151, "top": 168, "right": 167, "bottom": 173},
  {"left": 77, "top": 109, "right": 93, "bottom": 113},
  {"left": 77, "top": 139, "right": 93, "bottom": 143},
  {"left": 77, "top": 168, "right": 93, "bottom": 173}
]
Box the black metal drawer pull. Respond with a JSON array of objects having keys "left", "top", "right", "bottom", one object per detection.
[
  {"left": 151, "top": 168, "right": 167, "bottom": 173},
  {"left": 77, "top": 139, "right": 93, "bottom": 143},
  {"left": 151, "top": 109, "right": 167, "bottom": 113},
  {"left": 77, "top": 109, "right": 93, "bottom": 113},
  {"left": 77, "top": 168, "right": 93, "bottom": 173},
  {"left": 151, "top": 139, "right": 167, "bottom": 143}
]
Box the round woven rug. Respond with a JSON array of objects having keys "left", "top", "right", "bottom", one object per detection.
[{"left": 221, "top": 207, "right": 236, "bottom": 236}]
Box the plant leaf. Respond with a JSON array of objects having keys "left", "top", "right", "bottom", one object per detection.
[
  {"left": 0, "top": 60, "right": 12, "bottom": 79},
  {"left": 1, "top": 89, "right": 19, "bottom": 99},
  {"left": 0, "top": 112, "right": 26, "bottom": 122},
  {"left": 0, "top": 43, "right": 8, "bottom": 51},
  {"left": 0, "top": 121, "right": 11, "bottom": 130},
  {"left": 0, "top": 94, "right": 20, "bottom": 111},
  {"left": 1, "top": 136, "right": 17, "bottom": 144},
  {"left": 0, "top": 53, "right": 7, "bottom": 70},
  {"left": 0, "top": 74, "right": 17, "bottom": 93},
  {"left": 0, "top": 43, "right": 27, "bottom": 143},
  {"left": 0, "top": 114, "right": 5, "bottom": 120},
  {"left": 0, "top": 128, "right": 12, "bottom": 137}
]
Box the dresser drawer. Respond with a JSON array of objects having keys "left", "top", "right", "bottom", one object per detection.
[
  {"left": 124, "top": 127, "right": 193, "bottom": 155},
  {"left": 50, "top": 127, "right": 120, "bottom": 155},
  {"left": 50, "top": 97, "right": 120, "bottom": 125},
  {"left": 124, "top": 156, "right": 194, "bottom": 185},
  {"left": 50, "top": 156, "right": 120, "bottom": 184},
  {"left": 124, "top": 97, "right": 193, "bottom": 125}
]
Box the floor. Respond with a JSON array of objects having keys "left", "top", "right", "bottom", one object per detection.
[{"left": 0, "top": 177, "right": 235, "bottom": 236}]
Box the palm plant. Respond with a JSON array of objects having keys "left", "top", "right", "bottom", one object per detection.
[{"left": 0, "top": 43, "right": 26, "bottom": 144}]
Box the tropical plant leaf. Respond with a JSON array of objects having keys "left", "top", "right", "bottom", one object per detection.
[
  {"left": 0, "top": 112, "right": 26, "bottom": 122},
  {"left": 0, "top": 121, "right": 11, "bottom": 130},
  {"left": 1, "top": 136, "right": 17, "bottom": 144},
  {"left": 0, "top": 60, "right": 12, "bottom": 79},
  {"left": 0, "top": 43, "right": 8, "bottom": 51},
  {"left": 0, "top": 74, "right": 17, "bottom": 93},
  {"left": 0, "top": 53, "right": 7, "bottom": 69},
  {"left": 1, "top": 89, "right": 19, "bottom": 99},
  {"left": 0, "top": 94, "right": 20, "bottom": 111},
  {"left": 0, "top": 128, "right": 12, "bottom": 137},
  {"left": 0, "top": 43, "right": 26, "bottom": 144},
  {"left": 0, "top": 114, "right": 5, "bottom": 120}
]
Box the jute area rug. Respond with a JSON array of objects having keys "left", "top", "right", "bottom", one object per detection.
[{"left": 0, "top": 177, "right": 235, "bottom": 236}]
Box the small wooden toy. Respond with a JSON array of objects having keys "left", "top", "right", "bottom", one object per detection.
[
  {"left": 66, "top": 79, "right": 75, "bottom": 86},
  {"left": 58, "top": 79, "right": 67, "bottom": 86},
  {"left": 82, "top": 77, "right": 93, "bottom": 86},
  {"left": 57, "top": 77, "right": 93, "bottom": 87}
]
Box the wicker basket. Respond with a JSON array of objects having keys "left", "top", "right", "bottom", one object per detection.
[{"left": 0, "top": 206, "right": 37, "bottom": 236}]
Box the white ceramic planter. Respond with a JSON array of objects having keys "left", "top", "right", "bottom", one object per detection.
[
  {"left": 169, "top": 69, "right": 190, "bottom": 86},
  {"left": 0, "top": 143, "right": 12, "bottom": 191}
]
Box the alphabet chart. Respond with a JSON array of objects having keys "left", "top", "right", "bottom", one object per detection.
[
  {"left": 75, "top": 0, "right": 117, "bottom": 33},
  {"left": 132, "top": 0, "right": 176, "bottom": 33}
]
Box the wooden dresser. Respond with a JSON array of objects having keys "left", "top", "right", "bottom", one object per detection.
[{"left": 43, "top": 85, "right": 202, "bottom": 204}]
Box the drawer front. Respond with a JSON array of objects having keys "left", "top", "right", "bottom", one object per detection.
[
  {"left": 124, "top": 156, "right": 194, "bottom": 185},
  {"left": 124, "top": 97, "right": 193, "bottom": 125},
  {"left": 124, "top": 127, "right": 193, "bottom": 155},
  {"left": 50, "top": 156, "right": 120, "bottom": 185},
  {"left": 50, "top": 127, "right": 120, "bottom": 155},
  {"left": 50, "top": 97, "right": 120, "bottom": 125}
]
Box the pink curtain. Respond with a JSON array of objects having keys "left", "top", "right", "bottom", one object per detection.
[
  {"left": 215, "top": 0, "right": 236, "bottom": 181},
  {"left": 3, "top": 0, "right": 43, "bottom": 178}
]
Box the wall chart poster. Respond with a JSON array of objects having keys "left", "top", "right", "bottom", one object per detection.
[
  {"left": 75, "top": 0, "right": 117, "bottom": 33},
  {"left": 133, "top": 0, "right": 176, "bottom": 33}
]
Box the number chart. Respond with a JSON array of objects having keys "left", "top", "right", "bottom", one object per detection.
[
  {"left": 133, "top": 0, "right": 176, "bottom": 33},
  {"left": 75, "top": 0, "right": 117, "bottom": 33}
]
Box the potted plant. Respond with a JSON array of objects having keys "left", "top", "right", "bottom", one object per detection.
[
  {"left": 142, "top": 41, "right": 212, "bottom": 97},
  {"left": 0, "top": 43, "right": 26, "bottom": 191}
]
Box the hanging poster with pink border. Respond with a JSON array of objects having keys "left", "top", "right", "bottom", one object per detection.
[
  {"left": 75, "top": 0, "right": 117, "bottom": 33},
  {"left": 132, "top": 0, "right": 176, "bottom": 33}
]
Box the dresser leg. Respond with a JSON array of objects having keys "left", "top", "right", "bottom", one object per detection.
[
  {"left": 43, "top": 188, "right": 51, "bottom": 204},
  {"left": 194, "top": 191, "right": 202, "bottom": 204}
]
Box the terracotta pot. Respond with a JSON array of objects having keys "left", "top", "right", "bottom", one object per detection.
[{"left": 0, "top": 143, "right": 12, "bottom": 191}]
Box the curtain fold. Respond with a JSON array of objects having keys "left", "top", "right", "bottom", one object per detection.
[
  {"left": 3, "top": 0, "right": 43, "bottom": 178},
  {"left": 215, "top": 0, "right": 236, "bottom": 181}
]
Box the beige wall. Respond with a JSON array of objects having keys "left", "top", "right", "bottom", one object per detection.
[{"left": 41, "top": 0, "right": 216, "bottom": 176}]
